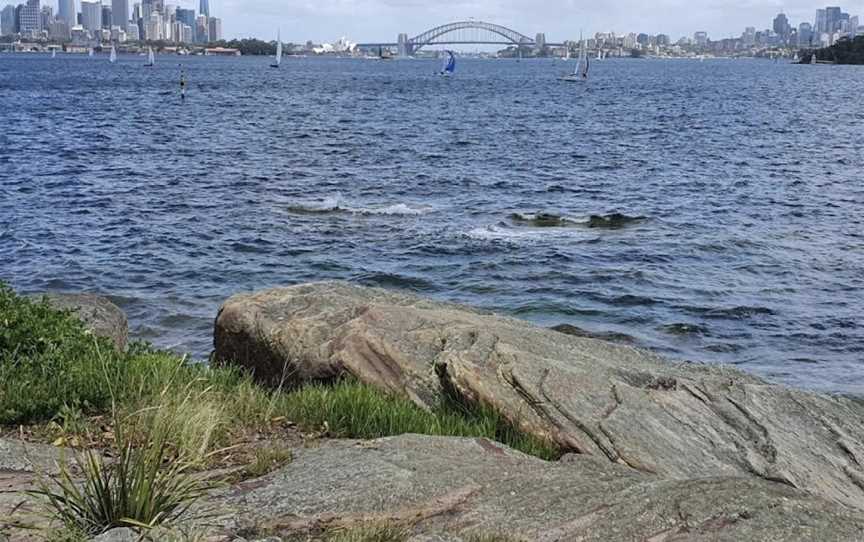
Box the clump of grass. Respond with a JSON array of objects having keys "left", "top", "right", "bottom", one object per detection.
[
  {"left": 242, "top": 445, "right": 294, "bottom": 479},
  {"left": 29, "top": 389, "right": 218, "bottom": 536}
]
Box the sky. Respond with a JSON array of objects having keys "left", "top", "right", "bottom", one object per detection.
[{"left": 6, "top": 0, "right": 863, "bottom": 42}]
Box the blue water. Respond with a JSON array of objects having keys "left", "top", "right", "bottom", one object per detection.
[{"left": 1, "top": 54, "right": 862, "bottom": 394}]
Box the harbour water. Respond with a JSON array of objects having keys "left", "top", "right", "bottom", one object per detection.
[{"left": 1, "top": 55, "right": 862, "bottom": 394}]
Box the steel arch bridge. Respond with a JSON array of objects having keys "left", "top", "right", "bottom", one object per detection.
[
  {"left": 408, "top": 21, "right": 535, "bottom": 52},
  {"left": 358, "top": 20, "right": 553, "bottom": 55}
]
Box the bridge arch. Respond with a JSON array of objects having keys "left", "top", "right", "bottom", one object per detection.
[{"left": 409, "top": 21, "right": 535, "bottom": 53}]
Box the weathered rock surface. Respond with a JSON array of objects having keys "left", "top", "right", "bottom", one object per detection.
[
  {"left": 0, "top": 439, "right": 61, "bottom": 541},
  {"left": 201, "top": 434, "right": 864, "bottom": 541},
  {"left": 30, "top": 293, "right": 128, "bottom": 351},
  {"left": 214, "top": 282, "right": 864, "bottom": 510}
]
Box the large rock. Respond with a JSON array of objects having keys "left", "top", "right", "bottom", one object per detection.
[
  {"left": 214, "top": 282, "right": 864, "bottom": 510},
  {"left": 203, "top": 434, "right": 864, "bottom": 541},
  {"left": 32, "top": 293, "right": 128, "bottom": 351}
]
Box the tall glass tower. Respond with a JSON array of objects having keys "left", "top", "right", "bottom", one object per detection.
[
  {"left": 112, "top": 0, "right": 128, "bottom": 30},
  {"left": 58, "top": 0, "right": 76, "bottom": 24},
  {"left": 199, "top": 0, "right": 209, "bottom": 18}
]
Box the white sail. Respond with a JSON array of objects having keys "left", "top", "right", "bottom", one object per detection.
[
  {"left": 51, "top": 49, "right": 56, "bottom": 58},
  {"left": 810, "top": 53, "right": 817, "bottom": 65},
  {"left": 576, "top": 38, "right": 588, "bottom": 78},
  {"left": 88, "top": 48, "right": 94, "bottom": 57},
  {"left": 272, "top": 30, "right": 282, "bottom": 67},
  {"left": 109, "top": 45, "right": 117, "bottom": 63},
  {"left": 149, "top": 47, "right": 155, "bottom": 65}
]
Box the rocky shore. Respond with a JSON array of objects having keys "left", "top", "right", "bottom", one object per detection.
[{"left": 3, "top": 282, "right": 864, "bottom": 541}]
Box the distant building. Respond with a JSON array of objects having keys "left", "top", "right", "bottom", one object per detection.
[
  {"left": 56, "top": 0, "right": 75, "bottom": 24},
  {"left": 126, "top": 22, "right": 138, "bottom": 40},
  {"left": 176, "top": 8, "right": 195, "bottom": 29},
  {"left": 144, "top": 11, "right": 162, "bottom": 40},
  {"left": 204, "top": 46, "right": 239, "bottom": 56},
  {"left": 100, "top": 4, "right": 111, "bottom": 29},
  {"left": 39, "top": 5, "right": 52, "bottom": 31},
  {"left": 656, "top": 34, "right": 670, "bottom": 46},
  {"left": 80, "top": 0, "right": 102, "bottom": 33},
  {"left": 0, "top": 5, "right": 15, "bottom": 35},
  {"left": 773, "top": 13, "right": 790, "bottom": 43},
  {"left": 694, "top": 31, "right": 708, "bottom": 46},
  {"left": 798, "top": 22, "right": 813, "bottom": 46},
  {"left": 112, "top": 0, "right": 128, "bottom": 31},
  {"left": 199, "top": 0, "right": 209, "bottom": 18},
  {"left": 208, "top": 16, "right": 221, "bottom": 41},
  {"left": 195, "top": 14, "right": 208, "bottom": 42},
  {"left": 17, "top": 0, "right": 42, "bottom": 36},
  {"left": 825, "top": 6, "right": 846, "bottom": 32}
]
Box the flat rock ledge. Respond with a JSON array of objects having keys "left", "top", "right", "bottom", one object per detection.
[
  {"left": 29, "top": 292, "right": 128, "bottom": 351},
  {"left": 198, "top": 434, "right": 864, "bottom": 541},
  {"left": 214, "top": 282, "right": 864, "bottom": 511}
]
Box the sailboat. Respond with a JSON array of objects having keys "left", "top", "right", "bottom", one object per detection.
[
  {"left": 51, "top": 48, "right": 56, "bottom": 59},
  {"left": 144, "top": 47, "right": 154, "bottom": 67},
  {"left": 440, "top": 50, "right": 455, "bottom": 76},
  {"left": 810, "top": 53, "right": 817, "bottom": 65},
  {"left": 792, "top": 52, "right": 799, "bottom": 63},
  {"left": 109, "top": 45, "right": 117, "bottom": 64},
  {"left": 88, "top": 48, "right": 94, "bottom": 57},
  {"left": 596, "top": 49, "right": 602, "bottom": 61},
  {"left": 271, "top": 31, "right": 282, "bottom": 68},
  {"left": 560, "top": 37, "right": 589, "bottom": 82}
]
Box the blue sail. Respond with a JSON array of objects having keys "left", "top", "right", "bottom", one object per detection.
[{"left": 444, "top": 51, "right": 456, "bottom": 74}]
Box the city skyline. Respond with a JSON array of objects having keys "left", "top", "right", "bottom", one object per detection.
[{"left": 1, "top": 0, "right": 861, "bottom": 43}]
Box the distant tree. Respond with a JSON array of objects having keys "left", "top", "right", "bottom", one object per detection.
[
  {"left": 630, "top": 48, "right": 644, "bottom": 58},
  {"left": 804, "top": 35, "right": 864, "bottom": 65}
]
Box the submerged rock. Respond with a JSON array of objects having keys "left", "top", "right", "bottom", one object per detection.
[
  {"left": 29, "top": 293, "right": 128, "bottom": 351},
  {"left": 586, "top": 213, "right": 644, "bottom": 229},
  {"left": 550, "top": 323, "right": 637, "bottom": 344},
  {"left": 509, "top": 213, "right": 573, "bottom": 228},
  {"left": 214, "top": 282, "right": 864, "bottom": 510}
]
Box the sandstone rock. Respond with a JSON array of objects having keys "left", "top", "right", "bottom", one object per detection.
[
  {"left": 214, "top": 282, "right": 864, "bottom": 510},
  {"left": 202, "top": 434, "right": 864, "bottom": 541},
  {"left": 31, "top": 293, "right": 128, "bottom": 351},
  {"left": 91, "top": 528, "right": 137, "bottom": 542}
]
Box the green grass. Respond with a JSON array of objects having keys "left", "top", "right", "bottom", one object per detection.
[{"left": 0, "top": 282, "right": 559, "bottom": 460}]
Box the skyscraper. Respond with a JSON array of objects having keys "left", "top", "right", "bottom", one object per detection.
[
  {"left": 773, "top": 13, "right": 790, "bottom": 43},
  {"left": 58, "top": 0, "right": 76, "bottom": 24},
  {"left": 80, "top": 0, "right": 102, "bottom": 33},
  {"left": 816, "top": 9, "right": 828, "bottom": 33},
  {"left": 0, "top": 4, "right": 15, "bottom": 35},
  {"left": 199, "top": 0, "right": 209, "bottom": 18},
  {"left": 208, "top": 16, "right": 221, "bottom": 41},
  {"left": 798, "top": 22, "right": 813, "bottom": 46},
  {"left": 112, "top": 0, "right": 128, "bottom": 30}
]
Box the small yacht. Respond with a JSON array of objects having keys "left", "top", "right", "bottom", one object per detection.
[
  {"left": 440, "top": 50, "right": 455, "bottom": 76},
  {"left": 560, "top": 37, "right": 589, "bottom": 82},
  {"left": 271, "top": 30, "right": 282, "bottom": 68}
]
